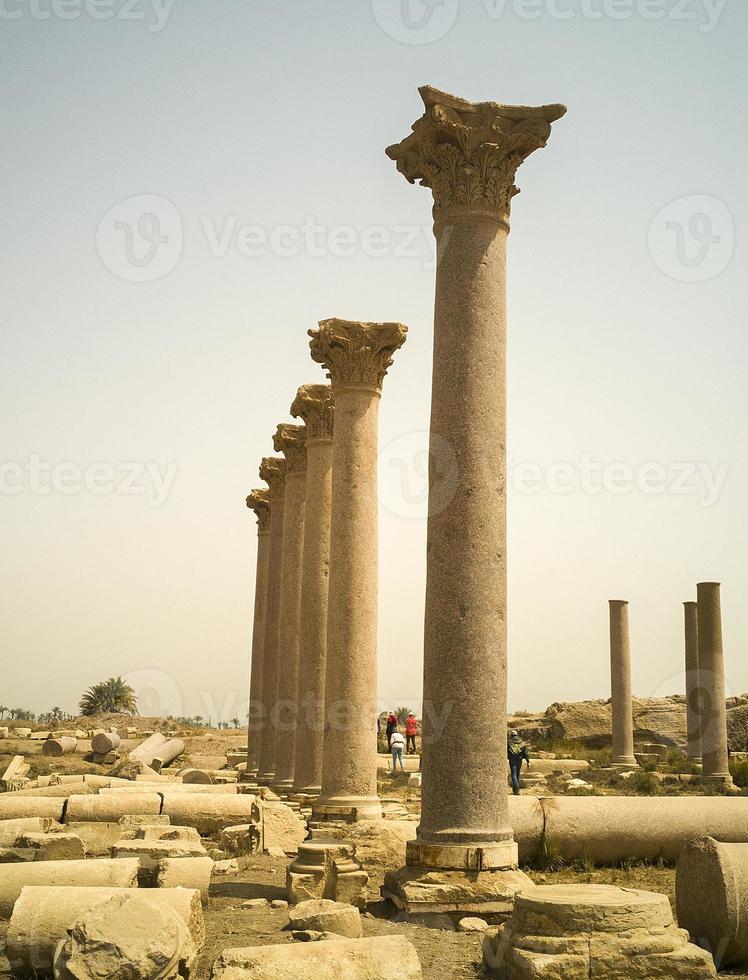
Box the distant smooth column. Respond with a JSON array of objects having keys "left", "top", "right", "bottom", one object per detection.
[
  {"left": 609, "top": 600, "right": 638, "bottom": 767},
  {"left": 272, "top": 424, "right": 307, "bottom": 792},
  {"left": 245, "top": 488, "right": 270, "bottom": 776},
  {"left": 684, "top": 600, "right": 702, "bottom": 764},
  {"left": 310, "top": 318, "right": 407, "bottom": 822},
  {"left": 697, "top": 582, "right": 732, "bottom": 785},
  {"left": 256, "top": 455, "right": 287, "bottom": 785},
  {"left": 291, "top": 384, "right": 334, "bottom": 797}
]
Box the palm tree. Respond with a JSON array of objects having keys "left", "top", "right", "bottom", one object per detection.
[
  {"left": 51, "top": 706, "right": 63, "bottom": 721},
  {"left": 79, "top": 677, "right": 138, "bottom": 716},
  {"left": 231, "top": 717, "right": 240, "bottom": 729}
]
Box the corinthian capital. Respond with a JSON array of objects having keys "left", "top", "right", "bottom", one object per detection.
[
  {"left": 291, "top": 384, "right": 334, "bottom": 442},
  {"left": 259, "top": 456, "right": 287, "bottom": 499},
  {"left": 273, "top": 423, "right": 307, "bottom": 474},
  {"left": 386, "top": 85, "right": 566, "bottom": 226},
  {"left": 246, "top": 487, "right": 270, "bottom": 533},
  {"left": 308, "top": 318, "right": 407, "bottom": 396}
]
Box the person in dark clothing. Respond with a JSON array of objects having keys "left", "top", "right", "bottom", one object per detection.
[
  {"left": 386, "top": 711, "right": 398, "bottom": 749},
  {"left": 507, "top": 729, "right": 530, "bottom": 796}
]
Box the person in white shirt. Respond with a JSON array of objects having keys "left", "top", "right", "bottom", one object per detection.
[{"left": 390, "top": 726, "right": 406, "bottom": 773}]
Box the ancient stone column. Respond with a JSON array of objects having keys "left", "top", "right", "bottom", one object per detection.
[
  {"left": 697, "top": 582, "right": 732, "bottom": 786},
  {"left": 609, "top": 600, "right": 638, "bottom": 768},
  {"left": 310, "top": 319, "right": 407, "bottom": 822},
  {"left": 383, "top": 86, "right": 563, "bottom": 911},
  {"left": 245, "top": 488, "right": 270, "bottom": 777},
  {"left": 271, "top": 425, "right": 307, "bottom": 793},
  {"left": 290, "top": 384, "right": 334, "bottom": 798},
  {"left": 256, "top": 456, "right": 287, "bottom": 785},
  {"left": 684, "top": 600, "right": 702, "bottom": 764}
]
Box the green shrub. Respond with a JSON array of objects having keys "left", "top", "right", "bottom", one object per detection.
[
  {"left": 630, "top": 770, "right": 659, "bottom": 795},
  {"left": 729, "top": 760, "right": 748, "bottom": 788}
]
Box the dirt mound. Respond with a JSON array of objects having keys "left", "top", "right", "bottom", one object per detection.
[{"left": 543, "top": 697, "right": 687, "bottom": 748}]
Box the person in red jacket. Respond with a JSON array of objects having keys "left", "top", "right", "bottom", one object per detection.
[{"left": 405, "top": 712, "right": 418, "bottom": 754}]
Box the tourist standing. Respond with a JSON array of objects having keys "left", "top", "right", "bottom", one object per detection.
[
  {"left": 390, "top": 726, "right": 405, "bottom": 772},
  {"left": 406, "top": 712, "right": 417, "bottom": 754},
  {"left": 507, "top": 729, "right": 530, "bottom": 796}
]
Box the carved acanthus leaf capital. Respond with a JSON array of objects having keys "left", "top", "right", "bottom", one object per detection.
[
  {"left": 259, "top": 456, "right": 287, "bottom": 498},
  {"left": 246, "top": 488, "right": 270, "bottom": 532},
  {"left": 291, "top": 384, "right": 334, "bottom": 442},
  {"left": 273, "top": 423, "right": 307, "bottom": 473},
  {"left": 308, "top": 318, "right": 408, "bottom": 395},
  {"left": 386, "top": 85, "right": 566, "bottom": 226}
]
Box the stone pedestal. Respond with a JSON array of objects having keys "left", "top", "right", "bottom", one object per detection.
[
  {"left": 271, "top": 424, "right": 307, "bottom": 793},
  {"left": 697, "top": 582, "right": 733, "bottom": 787},
  {"left": 256, "top": 456, "right": 287, "bottom": 785},
  {"left": 483, "top": 884, "right": 716, "bottom": 977},
  {"left": 290, "top": 384, "right": 335, "bottom": 798},
  {"left": 286, "top": 839, "right": 368, "bottom": 909},
  {"left": 244, "top": 490, "right": 270, "bottom": 777},
  {"left": 384, "top": 86, "right": 563, "bottom": 910},
  {"left": 309, "top": 319, "right": 407, "bottom": 824},
  {"left": 609, "top": 600, "right": 638, "bottom": 768},
  {"left": 684, "top": 600, "right": 702, "bottom": 764}
]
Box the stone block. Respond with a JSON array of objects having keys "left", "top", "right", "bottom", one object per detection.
[
  {"left": 157, "top": 856, "right": 214, "bottom": 902},
  {"left": 16, "top": 832, "right": 85, "bottom": 861},
  {"left": 288, "top": 899, "right": 362, "bottom": 938},
  {"left": 287, "top": 840, "right": 368, "bottom": 909}
]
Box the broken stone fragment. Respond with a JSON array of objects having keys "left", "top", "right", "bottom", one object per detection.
[{"left": 288, "top": 899, "right": 362, "bottom": 939}]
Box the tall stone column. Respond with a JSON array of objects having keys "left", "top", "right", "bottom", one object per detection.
[
  {"left": 271, "top": 424, "right": 307, "bottom": 793},
  {"left": 383, "top": 87, "right": 563, "bottom": 912},
  {"left": 310, "top": 318, "right": 407, "bottom": 822},
  {"left": 684, "top": 600, "right": 702, "bottom": 764},
  {"left": 697, "top": 582, "right": 732, "bottom": 786},
  {"left": 256, "top": 455, "right": 287, "bottom": 785},
  {"left": 290, "top": 384, "right": 334, "bottom": 798},
  {"left": 245, "top": 488, "right": 270, "bottom": 777},
  {"left": 609, "top": 600, "right": 638, "bottom": 768}
]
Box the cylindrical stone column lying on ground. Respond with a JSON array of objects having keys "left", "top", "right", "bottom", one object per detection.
[
  {"left": 697, "top": 582, "right": 733, "bottom": 786},
  {"left": 157, "top": 856, "right": 214, "bottom": 902},
  {"left": 129, "top": 732, "right": 169, "bottom": 767},
  {"left": 6, "top": 781, "right": 93, "bottom": 798},
  {"left": 257, "top": 456, "right": 287, "bottom": 785},
  {"left": 677, "top": 837, "right": 748, "bottom": 969},
  {"left": 6, "top": 886, "right": 204, "bottom": 974},
  {"left": 507, "top": 794, "right": 748, "bottom": 865},
  {"left": 64, "top": 793, "right": 162, "bottom": 823},
  {"left": 291, "top": 384, "right": 334, "bottom": 799},
  {"left": 609, "top": 600, "right": 638, "bottom": 768},
  {"left": 271, "top": 423, "right": 307, "bottom": 793},
  {"left": 91, "top": 731, "right": 121, "bottom": 755},
  {"left": 0, "top": 858, "right": 140, "bottom": 918},
  {"left": 42, "top": 737, "right": 77, "bottom": 757},
  {"left": 160, "top": 794, "right": 260, "bottom": 836},
  {"left": 211, "top": 936, "right": 422, "bottom": 980},
  {"left": 684, "top": 600, "right": 702, "bottom": 763},
  {"left": 151, "top": 738, "right": 186, "bottom": 772},
  {"left": 245, "top": 488, "right": 271, "bottom": 777},
  {"left": 176, "top": 768, "right": 214, "bottom": 784},
  {"left": 0, "top": 817, "right": 60, "bottom": 847},
  {"left": 310, "top": 319, "right": 407, "bottom": 823},
  {"left": 383, "top": 86, "right": 563, "bottom": 911},
  {"left": 100, "top": 783, "right": 237, "bottom": 795},
  {"left": 0, "top": 798, "right": 65, "bottom": 822}
]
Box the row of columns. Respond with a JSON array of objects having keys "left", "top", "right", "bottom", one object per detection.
[
  {"left": 245, "top": 320, "right": 407, "bottom": 819},
  {"left": 608, "top": 584, "right": 732, "bottom": 785}
]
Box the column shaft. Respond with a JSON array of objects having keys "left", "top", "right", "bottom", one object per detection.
[
  {"left": 246, "top": 520, "right": 270, "bottom": 775},
  {"left": 609, "top": 600, "right": 637, "bottom": 767},
  {"left": 698, "top": 582, "right": 731, "bottom": 782},
  {"left": 684, "top": 600, "right": 702, "bottom": 763},
  {"left": 419, "top": 217, "right": 510, "bottom": 847}
]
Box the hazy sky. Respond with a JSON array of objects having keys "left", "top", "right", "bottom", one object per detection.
[{"left": 1, "top": 0, "right": 746, "bottom": 723}]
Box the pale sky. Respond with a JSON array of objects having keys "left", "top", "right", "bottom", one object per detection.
[{"left": 1, "top": 0, "right": 746, "bottom": 723}]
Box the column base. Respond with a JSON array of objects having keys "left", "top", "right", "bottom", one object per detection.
[
  {"left": 701, "top": 773, "right": 736, "bottom": 790},
  {"left": 272, "top": 778, "right": 294, "bottom": 794},
  {"left": 256, "top": 772, "right": 275, "bottom": 786},
  {"left": 312, "top": 795, "right": 382, "bottom": 823},
  {"left": 407, "top": 838, "right": 519, "bottom": 872},
  {"left": 610, "top": 759, "right": 639, "bottom": 770},
  {"left": 287, "top": 838, "right": 368, "bottom": 908}
]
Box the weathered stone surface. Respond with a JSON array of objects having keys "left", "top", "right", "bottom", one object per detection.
[
  {"left": 53, "top": 893, "right": 190, "bottom": 979},
  {"left": 91, "top": 731, "right": 121, "bottom": 755},
  {"left": 458, "top": 916, "right": 488, "bottom": 932},
  {"left": 65, "top": 793, "right": 162, "bottom": 823},
  {"left": 383, "top": 867, "right": 532, "bottom": 918},
  {"left": 544, "top": 697, "right": 688, "bottom": 747},
  {"left": 676, "top": 836, "right": 748, "bottom": 969},
  {"left": 483, "top": 884, "right": 716, "bottom": 978},
  {"left": 288, "top": 899, "right": 362, "bottom": 938},
  {"left": 0, "top": 817, "right": 60, "bottom": 847},
  {"left": 161, "top": 794, "right": 259, "bottom": 836},
  {"left": 112, "top": 838, "right": 208, "bottom": 867},
  {"left": 220, "top": 823, "right": 261, "bottom": 856},
  {"left": 124, "top": 825, "right": 201, "bottom": 843},
  {"left": 342, "top": 819, "right": 416, "bottom": 871},
  {"left": 42, "top": 736, "right": 77, "bottom": 757},
  {"left": 16, "top": 831, "right": 85, "bottom": 861},
  {"left": 6, "top": 885, "right": 204, "bottom": 974},
  {"left": 157, "top": 856, "right": 214, "bottom": 902},
  {"left": 261, "top": 800, "right": 307, "bottom": 854},
  {"left": 0, "top": 798, "right": 65, "bottom": 823},
  {"left": 287, "top": 840, "right": 368, "bottom": 908},
  {"left": 0, "top": 857, "right": 140, "bottom": 918},
  {"left": 210, "top": 936, "right": 422, "bottom": 979}
]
